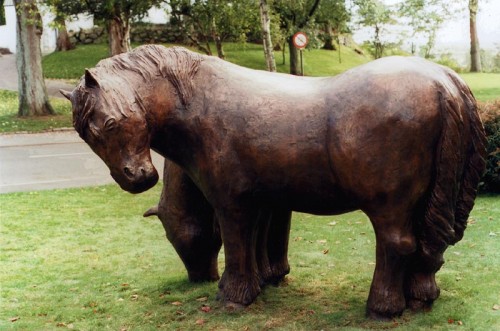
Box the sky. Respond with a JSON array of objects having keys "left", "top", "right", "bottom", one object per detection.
[
  {"left": 351, "top": 0, "right": 500, "bottom": 61},
  {"left": 436, "top": 0, "right": 500, "bottom": 50}
]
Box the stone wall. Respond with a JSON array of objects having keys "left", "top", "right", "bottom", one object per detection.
[
  {"left": 68, "top": 26, "right": 107, "bottom": 45},
  {"left": 130, "top": 23, "right": 177, "bottom": 44},
  {"left": 68, "top": 23, "right": 178, "bottom": 46}
]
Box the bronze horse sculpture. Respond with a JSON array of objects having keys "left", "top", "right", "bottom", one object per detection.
[
  {"left": 61, "top": 45, "right": 486, "bottom": 319},
  {"left": 142, "top": 159, "right": 291, "bottom": 285},
  {"left": 143, "top": 159, "right": 223, "bottom": 282}
]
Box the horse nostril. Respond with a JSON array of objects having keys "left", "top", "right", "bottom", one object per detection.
[
  {"left": 124, "top": 166, "right": 133, "bottom": 178},
  {"left": 140, "top": 167, "right": 146, "bottom": 176}
]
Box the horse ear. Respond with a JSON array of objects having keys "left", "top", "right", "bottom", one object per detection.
[
  {"left": 85, "top": 69, "right": 100, "bottom": 88},
  {"left": 59, "top": 89, "right": 72, "bottom": 100}
]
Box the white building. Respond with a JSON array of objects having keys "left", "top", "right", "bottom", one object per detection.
[
  {"left": 0, "top": 0, "right": 169, "bottom": 54},
  {"left": 0, "top": 0, "right": 16, "bottom": 53}
]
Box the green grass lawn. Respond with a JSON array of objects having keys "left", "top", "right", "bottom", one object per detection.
[
  {"left": 0, "top": 90, "right": 72, "bottom": 133},
  {"left": 0, "top": 185, "right": 498, "bottom": 330},
  {"left": 460, "top": 73, "right": 500, "bottom": 101},
  {"left": 42, "top": 44, "right": 110, "bottom": 80}
]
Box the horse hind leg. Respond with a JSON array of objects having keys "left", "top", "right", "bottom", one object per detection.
[
  {"left": 366, "top": 209, "right": 417, "bottom": 319},
  {"left": 266, "top": 208, "right": 291, "bottom": 285},
  {"left": 404, "top": 263, "right": 442, "bottom": 311},
  {"left": 404, "top": 222, "right": 444, "bottom": 311},
  {"left": 255, "top": 208, "right": 291, "bottom": 286},
  {"left": 255, "top": 208, "right": 273, "bottom": 287}
]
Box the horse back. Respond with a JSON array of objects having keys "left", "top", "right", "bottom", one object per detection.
[{"left": 189, "top": 57, "right": 477, "bottom": 215}]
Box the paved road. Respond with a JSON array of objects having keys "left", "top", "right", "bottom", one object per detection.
[
  {"left": 0, "top": 54, "right": 165, "bottom": 193},
  {"left": 0, "top": 53, "right": 77, "bottom": 97},
  {"left": 0, "top": 131, "right": 164, "bottom": 194}
]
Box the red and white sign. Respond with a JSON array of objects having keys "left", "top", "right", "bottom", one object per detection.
[{"left": 292, "top": 32, "right": 309, "bottom": 49}]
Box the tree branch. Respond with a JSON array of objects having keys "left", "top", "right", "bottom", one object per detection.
[{"left": 298, "top": 0, "right": 321, "bottom": 29}]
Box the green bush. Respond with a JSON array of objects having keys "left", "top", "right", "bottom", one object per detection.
[
  {"left": 478, "top": 99, "right": 500, "bottom": 193},
  {"left": 435, "top": 53, "right": 465, "bottom": 73}
]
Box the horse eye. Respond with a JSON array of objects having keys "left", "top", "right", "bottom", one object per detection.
[
  {"left": 104, "top": 118, "right": 117, "bottom": 131},
  {"left": 86, "top": 122, "right": 101, "bottom": 142}
]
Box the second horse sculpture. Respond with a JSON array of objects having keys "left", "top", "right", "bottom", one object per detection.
[
  {"left": 61, "top": 45, "right": 486, "bottom": 319},
  {"left": 142, "top": 159, "right": 291, "bottom": 286}
]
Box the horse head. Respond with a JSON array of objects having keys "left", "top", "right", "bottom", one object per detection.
[{"left": 61, "top": 68, "right": 158, "bottom": 193}]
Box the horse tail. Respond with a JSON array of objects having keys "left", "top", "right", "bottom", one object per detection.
[
  {"left": 449, "top": 75, "right": 487, "bottom": 242},
  {"left": 420, "top": 71, "right": 487, "bottom": 262}
]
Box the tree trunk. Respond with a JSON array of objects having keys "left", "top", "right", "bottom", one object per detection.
[
  {"left": 259, "top": 0, "right": 276, "bottom": 72},
  {"left": 336, "top": 35, "right": 342, "bottom": 63},
  {"left": 288, "top": 37, "right": 300, "bottom": 75},
  {"left": 214, "top": 38, "right": 224, "bottom": 59},
  {"left": 469, "top": 0, "right": 481, "bottom": 72},
  {"left": 323, "top": 23, "right": 336, "bottom": 51},
  {"left": 107, "top": 7, "right": 131, "bottom": 56},
  {"left": 14, "top": 0, "right": 54, "bottom": 117},
  {"left": 55, "top": 16, "right": 74, "bottom": 52},
  {"left": 374, "top": 24, "right": 383, "bottom": 59},
  {"left": 282, "top": 41, "right": 286, "bottom": 65},
  {"left": 211, "top": 18, "right": 225, "bottom": 59}
]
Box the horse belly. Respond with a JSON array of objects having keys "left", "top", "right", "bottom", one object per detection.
[
  {"left": 288, "top": 189, "right": 358, "bottom": 215},
  {"left": 256, "top": 171, "right": 358, "bottom": 215}
]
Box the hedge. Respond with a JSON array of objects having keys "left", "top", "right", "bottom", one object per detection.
[{"left": 478, "top": 99, "right": 500, "bottom": 193}]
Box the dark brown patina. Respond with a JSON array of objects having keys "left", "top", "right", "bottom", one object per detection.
[
  {"left": 61, "top": 45, "right": 486, "bottom": 319},
  {"left": 142, "top": 159, "right": 291, "bottom": 286}
]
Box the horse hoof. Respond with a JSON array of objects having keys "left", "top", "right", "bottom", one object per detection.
[
  {"left": 366, "top": 307, "right": 403, "bottom": 321},
  {"left": 407, "top": 299, "right": 434, "bottom": 312},
  {"left": 264, "top": 275, "right": 286, "bottom": 287},
  {"left": 188, "top": 270, "right": 220, "bottom": 283},
  {"left": 225, "top": 301, "right": 246, "bottom": 311}
]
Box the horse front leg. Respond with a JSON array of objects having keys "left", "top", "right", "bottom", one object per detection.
[
  {"left": 216, "top": 204, "right": 261, "bottom": 307},
  {"left": 367, "top": 210, "right": 417, "bottom": 319}
]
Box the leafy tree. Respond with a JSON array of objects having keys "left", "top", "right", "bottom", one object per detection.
[
  {"left": 315, "top": 0, "right": 350, "bottom": 51},
  {"left": 91, "top": 0, "right": 165, "bottom": 56},
  {"left": 44, "top": 0, "right": 85, "bottom": 51},
  {"left": 272, "top": 0, "right": 321, "bottom": 75},
  {"left": 469, "top": 0, "right": 481, "bottom": 72},
  {"left": 314, "top": 0, "right": 350, "bottom": 65},
  {"left": 353, "top": 0, "right": 394, "bottom": 59},
  {"left": 48, "top": 0, "right": 164, "bottom": 56},
  {"left": 168, "top": 0, "right": 259, "bottom": 59},
  {"left": 398, "top": 0, "right": 453, "bottom": 58},
  {"left": 260, "top": 0, "right": 276, "bottom": 71},
  {"left": 14, "top": 0, "right": 54, "bottom": 116}
]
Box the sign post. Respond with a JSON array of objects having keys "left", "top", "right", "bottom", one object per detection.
[{"left": 292, "top": 32, "right": 308, "bottom": 76}]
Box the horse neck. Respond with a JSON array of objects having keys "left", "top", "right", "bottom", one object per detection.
[{"left": 144, "top": 77, "right": 199, "bottom": 170}]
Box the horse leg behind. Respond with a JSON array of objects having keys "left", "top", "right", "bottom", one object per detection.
[
  {"left": 255, "top": 207, "right": 292, "bottom": 286},
  {"left": 155, "top": 160, "right": 222, "bottom": 282},
  {"left": 365, "top": 205, "right": 418, "bottom": 319},
  {"left": 404, "top": 246, "right": 443, "bottom": 311},
  {"left": 267, "top": 208, "right": 292, "bottom": 284}
]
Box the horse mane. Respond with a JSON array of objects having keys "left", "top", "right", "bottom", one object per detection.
[{"left": 72, "top": 45, "right": 204, "bottom": 136}]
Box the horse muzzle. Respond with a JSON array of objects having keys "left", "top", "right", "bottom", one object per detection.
[{"left": 112, "top": 163, "right": 159, "bottom": 194}]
